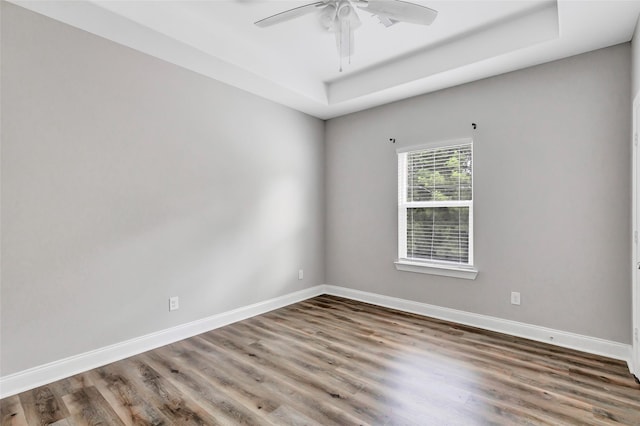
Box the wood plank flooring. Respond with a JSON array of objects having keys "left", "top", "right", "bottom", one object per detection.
[{"left": 2, "top": 295, "right": 639, "bottom": 425}]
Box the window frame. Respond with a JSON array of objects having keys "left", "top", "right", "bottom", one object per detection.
[{"left": 395, "top": 138, "right": 478, "bottom": 280}]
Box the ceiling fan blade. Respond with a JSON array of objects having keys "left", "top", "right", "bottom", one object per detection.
[
  {"left": 255, "top": 1, "right": 326, "bottom": 28},
  {"left": 358, "top": 0, "right": 437, "bottom": 26}
]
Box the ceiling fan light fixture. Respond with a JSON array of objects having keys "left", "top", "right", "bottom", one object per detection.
[
  {"left": 340, "top": 1, "right": 362, "bottom": 29},
  {"left": 338, "top": 2, "right": 351, "bottom": 19},
  {"left": 254, "top": 0, "right": 438, "bottom": 71},
  {"left": 319, "top": 3, "right": 337, "bottom": 29}
]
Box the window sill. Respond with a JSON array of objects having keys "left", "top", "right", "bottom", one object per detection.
[{"left": 394, "top": 260, "right": 478, "bottom": 280}]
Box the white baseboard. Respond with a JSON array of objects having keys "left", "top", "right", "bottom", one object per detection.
[
  {"left": 0, "top": 286, "right": 325, "bottom": 398},
  {"left": 2, "top": 283, "right": 633, "bottom": 398},
  {"left": 323, "top": 285, "right": 633, "bottom": 367}
]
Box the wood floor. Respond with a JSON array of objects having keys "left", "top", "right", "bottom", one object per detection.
[{"left": 2, "top": 295, "right": 640, "bottom": 425}]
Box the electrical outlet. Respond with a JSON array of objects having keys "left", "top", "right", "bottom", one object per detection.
[
  {"left": 510, "top": 292, "right": 521, "bottom": 305},
  {"left": 298, "top": 269, "right": 304, "bottom": 280},
  {"left": 169, "top": 296, "right": 179, "bottom": 311}
]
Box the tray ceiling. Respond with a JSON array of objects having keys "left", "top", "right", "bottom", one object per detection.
[{"left": 10, "top": 0, "right": 640, "bottom": 119}]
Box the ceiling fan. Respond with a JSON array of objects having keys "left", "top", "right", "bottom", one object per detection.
[{"left": 254, "top": 0, "right": 438, "bottom": 71}]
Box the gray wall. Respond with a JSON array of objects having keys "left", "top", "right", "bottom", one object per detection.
[
  {"left": 633, "top": 16, "right": 640, "bottom": 99},
  {"left": 1, "top": 2, "right": 325, "bottom": 375},
  {"left": 326, "top": 44, "right": 632, "bottom": 343}
]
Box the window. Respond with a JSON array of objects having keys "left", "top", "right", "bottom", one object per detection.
[{"left": 396, "top": 139, "right": 477, "bottom": 279}]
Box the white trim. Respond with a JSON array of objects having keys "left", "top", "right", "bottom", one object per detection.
[
  {"left": 395, "top": 259, "right": 478, "bottom": 279},
  {"left": 404, "top": 200, "right": 472, "bottom": 208},
  {"left": 396, "top": 138, "right": 473, "bottom": 153},
  {"left": 0, "top": 286, "right": 325, "bottom": 398},
  {"left": 323, "top": 285, "right": 633, "bottom": 365},
  {"left": 2, "top": 284, "right": 634, "bottom": 398},
  {"left": 468, "top": 141, "right": 475, "bottom": 265},
  {"left": 632, "top": 92, "right": 640, "bottom": 378},
  {"left": 397, "top": 140, "right": 474, "bottom": 268},
  {"left": 398, "top": 152, "right": 408, "bottom": 259}
]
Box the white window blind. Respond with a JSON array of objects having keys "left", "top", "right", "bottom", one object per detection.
[{"left": 398, "top": 141, "right": 473, "bottom": 266}]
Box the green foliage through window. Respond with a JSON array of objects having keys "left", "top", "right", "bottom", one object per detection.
[
  {"left": 407, "top": 207, "right": 470, "bottom": 263},
  {"left": 407, "top": 146, "right": 472, "bottom": 202}
]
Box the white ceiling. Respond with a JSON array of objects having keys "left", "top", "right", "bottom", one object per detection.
[{"left": 11, "top": 0, "right": 640, "bottom": 119}]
